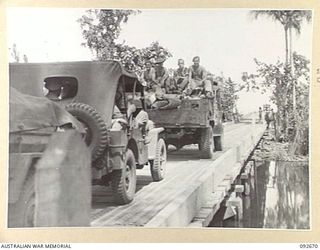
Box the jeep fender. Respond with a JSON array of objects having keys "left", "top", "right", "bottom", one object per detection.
[
  {"left": 108, "top": 128, "right": 127, "bottom": 170},
  {"left": 148, "top": 127, "right": 165, "bottom": 160},
  {"left": 127, "top": 138, "right": 139, "bottom": 166}
]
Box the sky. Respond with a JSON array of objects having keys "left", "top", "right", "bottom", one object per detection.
[{"left": 6, "top": 8, "right": 313, "bottom": 114}]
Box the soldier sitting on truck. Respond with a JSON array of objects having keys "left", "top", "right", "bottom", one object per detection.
[
  {"left": 154, "top": 57, "right": 170, "bottom": 94},
  {"left": 173, "top": 59, "right": 189, "bottom": 93},
  {"left": 165, "top": 73, "right": 179, "bottom": 94},
  {"left": 142, "top": 60, "right": 156, "bottom": 91},
  {"left": 188, "top": 56, "right": 213, "bottom": 98}
]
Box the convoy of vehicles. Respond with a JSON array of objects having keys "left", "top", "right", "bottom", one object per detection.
[
  {"left": 10, "top": 61, "right": 167, "bottom": 205},
  {"left": 8, "top": 59, "right": 227, "bottom": 228}
]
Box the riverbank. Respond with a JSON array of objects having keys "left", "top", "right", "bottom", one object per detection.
[{"left": 253, "top": 129, "right": 308, "bottom": 162}]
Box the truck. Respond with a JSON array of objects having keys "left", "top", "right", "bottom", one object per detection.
[{"left": 147, "top": 95, "right": 224, "bottom": 159}]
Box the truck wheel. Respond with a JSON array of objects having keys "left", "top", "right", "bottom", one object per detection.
[
  {"left": 150, "top": 138, "right": 167, "bottom": 181},
  {"left": 111, "top": 149, "right": 137, "bottom": 205},
  {"left": 199, "top": 127, "right": 214, "bottom": 159},
  {"left": 8, "top": 171, "right": 35, "bottom": 227},
  {"left": 66, "top": 103, "right": 108, "bottom": 162},
  {"left": 214, "top": 135, "right": 223, "bottom": 151}
]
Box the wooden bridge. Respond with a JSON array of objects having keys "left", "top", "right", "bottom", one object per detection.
[
  {"left": 28, "top": 118, "right": 265, "bottom": 228},
  {"left": 90, "top": 121, "right": 265, "bottom": 227}
]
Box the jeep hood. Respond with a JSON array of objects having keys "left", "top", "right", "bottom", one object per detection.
[{"left": 10, "top": 87, "right": 84, "bottom": 133}]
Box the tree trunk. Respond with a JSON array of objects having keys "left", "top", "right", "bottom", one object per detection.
[
  {"left": 289, "top": 27, "right": 296, "bottom": 118},
  {"left": 284, "top": 27, "right": 289, "bottom": 65},
  {"left": 275, "top": 81, "right": 285, "bottom": 141},
  {"left": 289, "top": 27, "right": 292, "bottom": 65},
  {"left": 283, "top": 27, "right": 291, "bottom": 139}
]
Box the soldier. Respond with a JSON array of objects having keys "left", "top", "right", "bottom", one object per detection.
[
  {"left": 173, "top": 59, "right": 189, "bottom": 93},
  {"left": 142, "top": 60, "right": 156, "bottom": 91},
  {"left": 270, "top": 108, "right": 276, "bottom": 129},
  {"left": 265, "top": 110, "right": 270, "bottom": 129},
  {"left": 165, "top": 70, "right": 179, "bottom": 94},
  {"left": 154, "top": 57, "right": 170, "bottom": 94},
  {"left": 188, "top": 56, "right": 213, "bottom": 97},
  {"left": 128, "top": 96, "right": 150, "bottom": 139},
  {"left": 112, "top": 84, "right": 128, "bottom": 129}
]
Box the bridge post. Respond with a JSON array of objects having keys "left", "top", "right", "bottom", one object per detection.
[
  {"left": 226, "top": 185, "right": 244, "bottom": 222},
  {"left": 235, "top": 185, "right": 244, "bottom": 221},
  {"left": 240, "top": 172, "right": 250, "bottom": 196},
  {"left": 249, "top": 160, "right": 256, "bottom": 176}
]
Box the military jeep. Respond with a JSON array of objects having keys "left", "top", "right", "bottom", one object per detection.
[
  {"left": 10, "top": 61, "right": 167, "bottom": 205},
  {"left": 147, "top": 94, "right": 224, "bottom": 158}
]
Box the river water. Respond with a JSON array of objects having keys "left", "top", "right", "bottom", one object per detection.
[{"left": 209, "top": 161, "right": 310, "bottom": 229}]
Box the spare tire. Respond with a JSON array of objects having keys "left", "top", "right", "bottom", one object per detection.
[{"left": 66, "top": 103, "right": 108, "bottom": 161}]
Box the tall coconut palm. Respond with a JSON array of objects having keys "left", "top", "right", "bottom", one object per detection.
[
  {"left": 250, "top": 10, "right": 311, "bottom": 134},
  {"left": 286, "top": 11, "right": 312, "bottom": 64},
  {"left": 250, "top": 10, "right": 311, "bottom": 65},
  {"left": 285, "top": 11, "right": 311, "bottom": 114}
]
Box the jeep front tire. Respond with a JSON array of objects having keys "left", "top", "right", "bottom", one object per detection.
[
  {"left": 111, "top": 149, "right": 137, "bottom": 205},
  {"left": 150, "top": 138, "right": 167, "bottom": 181}
]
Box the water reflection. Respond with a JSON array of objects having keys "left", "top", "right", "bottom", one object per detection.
[{"left": 209, "top": 161, "right": 309, "bottom": 229}]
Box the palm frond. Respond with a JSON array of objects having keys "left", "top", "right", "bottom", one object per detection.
[
  {"left": 251, "top": 10, "right": 312, "bottom": 33},
  {"left": 250, "top": 10, "right": 287, "bottom": 25}
]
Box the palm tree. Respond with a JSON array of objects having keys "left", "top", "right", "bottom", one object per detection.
[
  {"left": 285, "top": 11, "right": 311, "bottom": 113},
  {"left": 250, "top": 10, "right": 311, "bottom": 136},
  {"left": 250, "top": 10, "right": 311, "bottom": 65},
  {"left": 287, "top": 11, "right": 312, "bottom": 64}
]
